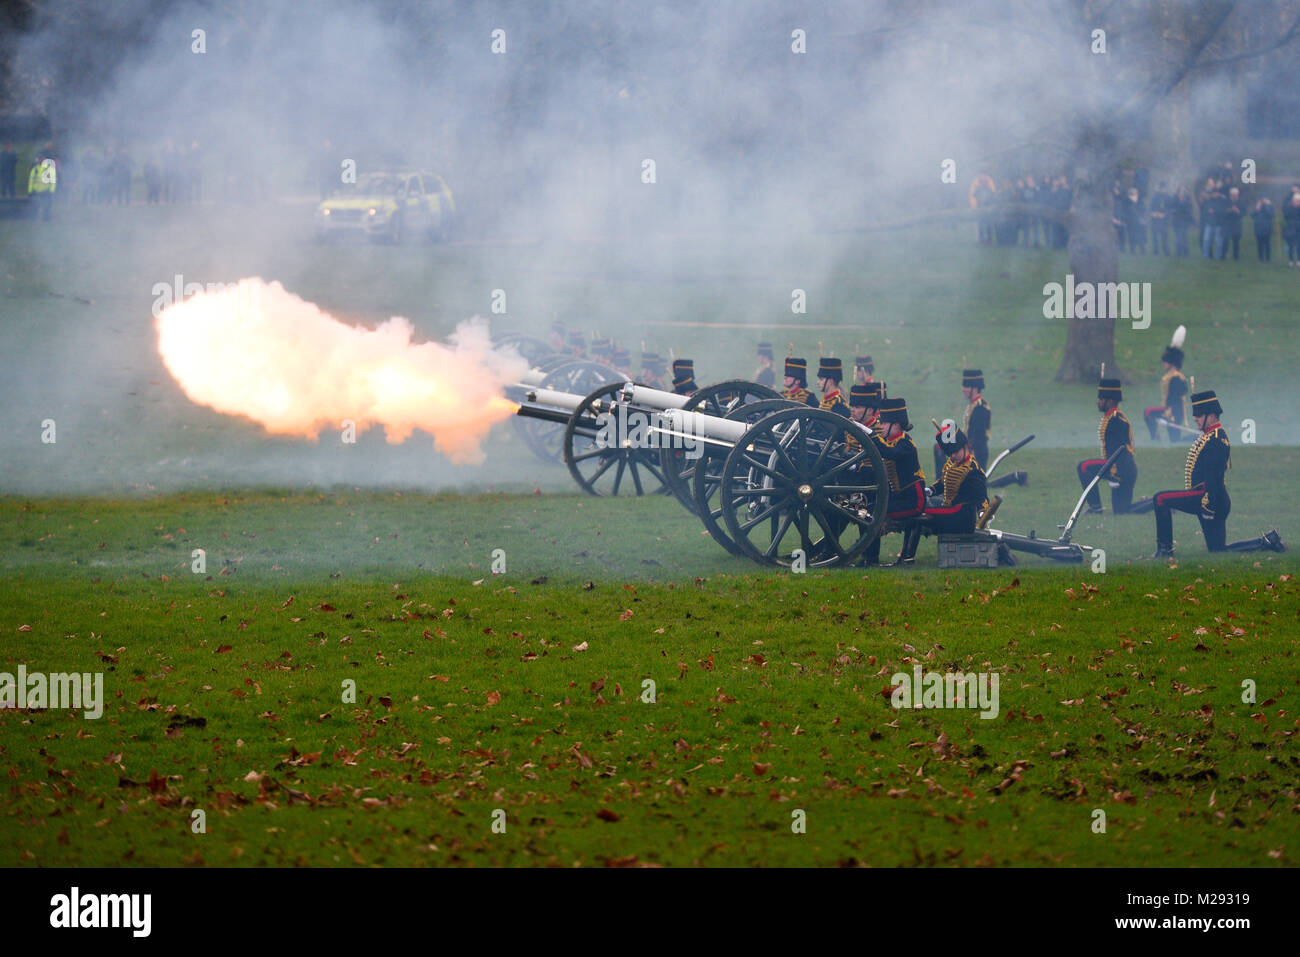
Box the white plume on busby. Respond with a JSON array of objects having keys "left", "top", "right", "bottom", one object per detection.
[{"left": 1170, "top": 325, "right": 1186, "bottom": 349}]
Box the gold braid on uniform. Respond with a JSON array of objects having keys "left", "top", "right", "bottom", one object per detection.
[
  {"left": 1099, "top": 409, "right": 1134, "bottom": 474},
  {"left": 783, "top": 386, "right": 810, "bottom": 404},
  {"left": 818, "top": 392, "right": 841, "bottom": 413},
  {"left": 962, "top": 397, "right": 990, "bottom": 439},
  {"left": 877, "top": 433, "right": 902, "bottom": 490},
  {"left": 1184, "top": 431, "right": 1210, "bottom": 489},
  {"left": 1160, "top": 368, "right": 1185, "bottom": 415},
  {"left": 940, "top": 456, "right": 972, "bottom": 506},
  {"left": 1184, "top": 425, "right": 1230, "bottom": 508}
]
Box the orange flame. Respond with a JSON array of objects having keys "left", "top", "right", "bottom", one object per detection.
[{"left": 155, "top": 278, "right": 527, "bottom": 465}]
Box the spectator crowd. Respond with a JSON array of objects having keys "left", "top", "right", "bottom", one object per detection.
[{"left": 970, "top": 161, "right": 1300, "bottom": 267}]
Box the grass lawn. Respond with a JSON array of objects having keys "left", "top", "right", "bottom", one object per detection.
[{"left": 1, "top": 205, "right": 1297, "bottom": 866}]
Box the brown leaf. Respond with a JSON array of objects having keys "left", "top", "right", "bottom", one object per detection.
[
  {"left": 752, "top": 762, "right": 772, "bottom": 776},
  {"left": 215, "top": 644, "right": 233, "bottom": 654},
  {"left": 486, "top": 691, "right": 502, "bottom": 706},
  {"left": 596, "top": 808, "right": 621, "bottom": 822}
]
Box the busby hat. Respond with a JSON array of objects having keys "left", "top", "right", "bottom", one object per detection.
[
  {"left": 849, "top": 381, "right": 883, "bottom": 407},
  {"left": 962, "top": 369, "right": 985, "bottom": 390},
  {"left": 855, "top": 355, "right": 874, "bottom": 372},
  {"left": 1097, "top": 377, "right": 1123, "bottom": 401},
  {"left": 641, "top": 351, "right": 666, "bottom": 370},
  {"left": 878, "top": 397, "right": 911, "bottom": 430},
  {"left": 568, "top": 331, "right": 586, "bottom": 349},
  {"left": 591, "top": 337, "right": 614, "bottom": 356},
  {"left": 1190, "top": 390, "right": 1222, "bottom": 416},
  {"left": 672, "top": 371, "right": 697, "bottom": 393},
  {"left": 817, "top": 357, "right": 843, "bottom": 380},
  {"left": 611, "top": 347, "right": 630, "bottom": 366},
  {"left": 935, "top": 426, "right": 969, "bottom": 457},
  {"left": 1161, "top": 325, "right": 1186, "bottom": 368},
  {"left": 757, "top": 341, "right": 774, "bottom": 359},
  {"left": 672, "top": 358, "right": 694, "bottom": 375},
  {"left": 785, "top": 357, "right": 808, "bottom": 380}
]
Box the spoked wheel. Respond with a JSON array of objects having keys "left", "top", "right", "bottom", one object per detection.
[
  {"left": 563, "top": 382, "right": 671, "bottom": 497},
  {"left": 513, "top": 360, "right": 622, "bottom": 463},
  {"left": 692, "top": 398, "right": 799, "bottom": 556},
  {"left": 660, "top": 380, "right": 779, "bottom": 515},
  {"left": 718, "top": 407, "right": 889, "bottom": 568},
  {"left": 493, "top": 334, "right": 553, "bottom": 369}
]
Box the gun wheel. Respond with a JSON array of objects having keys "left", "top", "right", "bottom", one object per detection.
[
  {"left": 718, "top": 407, "right": 889, "bottom": 568},
  {"left": 563, "top": 382, "right": 671, "bottom": 497}
]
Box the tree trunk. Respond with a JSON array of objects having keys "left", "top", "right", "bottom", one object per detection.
[{"left": 1056, "top": 129, "right": 1122, "bottom": 383}]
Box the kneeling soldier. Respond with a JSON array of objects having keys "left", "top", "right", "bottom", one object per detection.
[
  {"left": 1150, "top": 390, "right": 1284, "bottom": 558},
  {"left": 1077, "top": 377, "right": 1139, "bottom": 514},
  {"left": 1144, "top": 326, "right": 1189, "bottom": 442}
]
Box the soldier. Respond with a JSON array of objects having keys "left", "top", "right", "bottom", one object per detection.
[
  {"left": 1078, "top": 377, "right": 1139, "bottom": 515},
  {"left": 936, "top": 369, "right": 991, "bottom": 476},
  {"left": 926, "top": 427, "right": 989, "bottom": 535},
  {"left": 1149, "top": 391, "right": 1284, "bottom": 558},
  {"left": 853, "top": 355, "right": 875, "bottom": 386},
  {"left": 591, "top": 337, "right": 615, "bottom": 363},
  {"left": 816, "top": 358, "right": 850, "bottom": 418},
  {"left": 861, "top": 397, "right": 927, "bottom": 565},
  {"left": 754, "top": 343, "right": 775, "bottom": 388},
  {"left": 640, "top": 351, "right": 668, "bottom": 390},
  {"left": 1144, "top": 326, "right": 1189, "bottom": 442},
  {"left": 781, "top": 358, "right": 818, "bottom": 407},
  {"left": 611, "top": 347, "right": 632, "bottom": 379},
  {"left": 672, "top": 358, "right": 695, "bottom": 388},
  {"left": 672, "top": 368, "right": 698, "bottom": 397},
  {"left": 848, "top": 381, "right": 883, "bottom": 433},
  {"left": 567, "top": 330, "right": 586, "bottom": 357}
]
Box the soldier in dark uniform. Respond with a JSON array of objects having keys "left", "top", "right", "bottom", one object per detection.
[
  {"left": 926, "top": 427, "right": 989, "bottom": 535},
  {"left": 862, "top": 397, "right": 927, "bottom": 566},
  {"left": 640, "top": 351, "right": 668, "bottom": 389},
  {"left": 567, "top": 331, "right": 586, "bottom": 357},
  {"left": 781, "top": 358, "right": 818, "bottom": 407},
  {"left": 672, "top": 358, "right": 695, "bottom": 388},
  {"left": 1077, "top": 377, "right": 1139, "bottom": 514},
  {"left": 754, "top": 343, "right": 775, "bottom": 388},
  {"left": 1150, "top": 391, "right": 1284, "bottom": 558},
  {"left": 936, "top": 369, "right": 991, "bottom": 477},
  {"left": 848, "top": 381, "right": 883, "bottom": 434},
  {"left": 672, "top": 368, "right": 698, "bottom": 397},
  {"left": 1144, "top": 329, "right": 1189, "bottom": 442},
  {"left": 816, "top": 358, "right": 850, "bottom": 418},
  {"left": 591, "top": 337, "right": 615, "bottom": 363},
  {"left": 853, "top": 356, "right": 875, "bottom": 386}
]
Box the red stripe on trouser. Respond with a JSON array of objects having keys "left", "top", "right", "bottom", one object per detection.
[
  {"left": 925, "top": 505, "right": 963, "bottom": 516},
  {"left": 1079, "top": 460, "right": 1105, "bottom": 469},
  {"left": 887, "top": 483, "right": 924, "bottom": 519},
  {"left": 1143, "top": 407, "right": 1163, "bottom": 416},
  {"left": 1156, "top": 490, "right": 1201, "bottom": 507}
]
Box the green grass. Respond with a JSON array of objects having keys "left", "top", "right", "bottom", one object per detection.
[
  {"left": 1, "top": 482, "right": 1296, "bottom": 867},
  {"left": 2, "top": 206, "right": 1298, "bottom": 866}
]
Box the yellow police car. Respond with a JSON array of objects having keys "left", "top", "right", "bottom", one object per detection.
[{"left": 314, "top": 170, "right": 455, "bottom": 244}]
